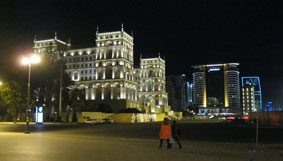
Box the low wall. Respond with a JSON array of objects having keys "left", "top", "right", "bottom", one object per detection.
[
  {"left": 81, "top": 112, "right": 113, "bottom": 119},
  {"left": 109, "top": 113, "right": 135, "bottom": 123},
  {"left": 72, "top": 112, "right": 171, "bottom": 123},
  {"left": 249, "top": 111, "right": 283, "bottom": 125}
]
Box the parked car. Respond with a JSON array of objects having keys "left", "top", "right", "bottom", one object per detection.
[
  {"left": 103, "top": 118, "right": 114, "bottom": 124},
  {"left": 82, "top": 119, "right": 99, "bottom": 125}
]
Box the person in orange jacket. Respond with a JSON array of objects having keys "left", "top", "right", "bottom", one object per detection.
[{"left": 159, "top": 118, "right": 172, "bottom": 149}]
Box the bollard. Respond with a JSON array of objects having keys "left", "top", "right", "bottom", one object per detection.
[{"left": 248, "top": 144, "right": 254, "bottom": 161}]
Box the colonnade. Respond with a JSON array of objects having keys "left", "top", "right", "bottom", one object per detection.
[
  {"left": 95, "top": 47, "right": 133, "bottom": 61},
  {"left": 94, "top": 66, "right": 134, "bottom": 81},
  {"left": 139, "top": 94, "right": 168, "bottom": 106},
  {"left": 82, "top": 83, "right": 138, "bottom": 101}
]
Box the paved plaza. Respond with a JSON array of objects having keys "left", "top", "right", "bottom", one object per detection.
[{"left": 0, "top": 121, "right": 282, "bottom": 161}]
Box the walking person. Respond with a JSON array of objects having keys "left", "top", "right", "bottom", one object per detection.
[
  {"left": 172, "top": 120, "right": 182, "bottom": 149},
  {"left": 159, "top": 118, "right": 172, "bottom": 149}
]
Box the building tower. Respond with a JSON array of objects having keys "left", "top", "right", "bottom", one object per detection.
[
  {"left": 192, "top": 63, "right": 240, "bottom": 114},
  {"left": 33, "top": 32, "right": 71, "bottom": 61},
  {"left": 63, "top": 26, "right": 139, "bottom": 112},
  {"left": 241, "top": 77, "right": 262, "bottom": 115},
  {"left": 134, "top": 55, "right": 169, "bottom": 113},
  {"left": 166, "top": 74, "right": 190, "bottom": 112},
  {"left": 192, "top": 65, "right": 206, "bottom": 108}
]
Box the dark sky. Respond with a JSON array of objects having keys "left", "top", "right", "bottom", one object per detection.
[{"left": 1, "top": 0, "right": 283, "bottom": 105}]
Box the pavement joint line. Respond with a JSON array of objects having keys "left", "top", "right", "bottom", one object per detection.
[{"left": 34, "top": 132, "right": 263, "bottom": 147}]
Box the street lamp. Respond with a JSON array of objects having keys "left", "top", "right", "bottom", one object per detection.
[
  {"left": 0, "top": 81, "right": 2, "bottom": 86},
  {"left": 21, "top": 54, "right": 41, "bottom": 134},
  {"left": 256, "top": 101, "right": 259, "bottom": 146}
]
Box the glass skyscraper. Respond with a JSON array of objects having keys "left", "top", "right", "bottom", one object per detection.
[{"left": 192, "top": 63, "right": 240, "bottom": 114}]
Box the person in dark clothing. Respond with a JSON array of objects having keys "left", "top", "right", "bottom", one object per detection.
[{"left": 172, "top": 120, "right": 182, "bottom": 149}]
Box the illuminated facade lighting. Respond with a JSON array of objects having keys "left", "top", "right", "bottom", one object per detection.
[
  {"left": 192, "top": 63, "right": 240, "bottom": 114},
  {"left": 241, "top": 76, "right": 262, "bottom": 115},
  {"left": 33, "top": 26, "right": 170, "bottom": 113}
]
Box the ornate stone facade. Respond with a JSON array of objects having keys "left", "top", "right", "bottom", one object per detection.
[
  {"left": 34, "top": 26, "right": 169, "bottom": 113},
  {"left": 134, "top": 56, "right": 170, "bottom": 113}
]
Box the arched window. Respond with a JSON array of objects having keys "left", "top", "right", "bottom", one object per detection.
[
  {"left": 149, "top": 70, "right": 153, "bottom": 77},
  {"left": 74, "top": 72, "right": 79, "bottom": 80}
]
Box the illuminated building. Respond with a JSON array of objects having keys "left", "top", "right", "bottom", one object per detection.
[
  {"left": 33, "top": 32, "right": 71, "bottom": 62},
  {"left": 241, "top": 77, "right": 262, "bottom": 115},
  {"left": 166, "top": 74, "right": 192, "bottom": 111},
  {"left": 34, "top": 25, "right": 169, "bottom": 113},
  {"left": 186, "top": 81, "right": 193, "bottom": 107},
  {"left": 134, "top": 56, "right": 170, "bottom": 113},
  {"left": 192, "top": 63, "right": 240, "bottom": 114}
]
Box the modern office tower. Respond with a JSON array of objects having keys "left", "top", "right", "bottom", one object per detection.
[
  {"left": 241, "top": 77, "right": 262, "bottom": 115},
  {"left": 33, "top": 25, "right": 169, "bottom": 113},
  {"left": 186, "top": 81, "right": 193, "bottom": 107},
  {"left": 134, "top": 56, "right": 170, "bottom": 113},
  {"left": 166, "top": 74, "right": 192, "bottom": 112},
  {"left": 191, "top": 63, "right": 240, "bottom": 114}
]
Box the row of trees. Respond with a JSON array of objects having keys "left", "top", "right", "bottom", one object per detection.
[
  {"left": 0, "top": 81, "right": 26, "bottom": 122},
  {"left": 0, "top": 55, "right": 78, "bottom": 122},
  {"left": 0, "top": 54, "right": 120, "bottom": 122}
]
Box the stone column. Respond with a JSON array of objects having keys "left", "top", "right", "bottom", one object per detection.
[
  {"left": 121, "top": 48, "right": 124, "bottom": 58},
  {"left": 93, "top": 87, "right": 96, "bottom": 100},
  {"left": 111, "top": 86, "right": 114, "bottom": 100},
  {"left": 101, "top": 86, "right": 105, "bottom": 100},
  {"left": 95, "top": 69, "right": 98, "bottom": 80},
  {"left": 120, "top": 67, "right": 124, "bottom": 79},
  {"left": 85, "top": 87, "right": 89, "bottom": 100},
  {"left": 112, "top": 67, "right": 115, "bottom": 79},
  {"left": 96, "top": 49, "right": 99, "bottom": 59},
  {"left": 120, "top": 86, "right": 124, "bottom": 99},
  {"left": 140, "top": 84, "right": 142, "bottom": 91},
  {"left": 131, "top": 88, "right": 134, "bottom": 100},
  {"left": 146, "top": 82, "right": 148, "bottom": 92},
  {"left": 100, "top": 49, "right": 103, "bottom": 59},
  {"left": 116, "top": 47, "right": 119, "bottom": 58},
  {"left": 91, "top": 87, "right": 95, "bottom": 100},
  {"left": 112, "top": 48, "right": 114, "bottom": 58},
  {"left": 103, "top": 68, "right": 106, "bottom": 79}
]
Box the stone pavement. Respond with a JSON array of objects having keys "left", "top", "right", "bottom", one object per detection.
[{"left": 0, "top": 132, "right": 282, "bottom": 161}]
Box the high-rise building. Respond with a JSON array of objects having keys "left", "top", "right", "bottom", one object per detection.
[
  {"left": 186, "top": 81, "right": 193, "bottom": 107},
  {"left": 191, "top": 63, "right": 240, "bottom": 114},
  {"left": 241, "top": 77, "right": 262, "bottom": 115},
  {"left": 166, "top": 74, "right": 192, "bottom": 112},
  {"left": 34, "top": 26, "right": 170, "bottom": 113}
]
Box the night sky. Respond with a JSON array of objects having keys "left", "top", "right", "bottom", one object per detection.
[{"left": 1, "top": 0, "right": 283, "bottom": 106}]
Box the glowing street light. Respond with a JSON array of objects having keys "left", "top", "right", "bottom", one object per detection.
[
  {"left": 0, "top": 81, "right": 2, "bottom": 86},
  {"left": 21, "top": 54, "right": 41, "bottom": 134}
]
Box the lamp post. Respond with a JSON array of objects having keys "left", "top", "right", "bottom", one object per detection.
[
  {"left": 256, "top": 101, "right": 259, "bottom": 146},
  {"left": 21, "top": 54, "right": 40, "bottom": 134},
  {"left": 58, "top": 59, "right": 63, "bottom": 120}
]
